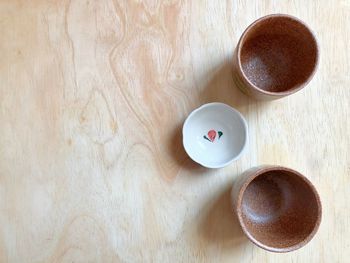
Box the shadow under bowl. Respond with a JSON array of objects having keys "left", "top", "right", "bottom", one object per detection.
[
  {"left": 238, "top": 14, "right": 318, "bottom": 95},
  {"left": 236, "top": 167, "right": 322, "bottom": 252}
]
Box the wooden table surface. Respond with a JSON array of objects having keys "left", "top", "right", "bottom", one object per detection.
[{"left": 1, "top": 1, "right": 349, "bottom": 262}]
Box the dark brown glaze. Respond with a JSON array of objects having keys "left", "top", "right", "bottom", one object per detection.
[
  {"left": 231, "top": 166, "right": 322, "bottom": 252},
  {"left": 232, "top": 14, "right": 319, "bottom": 100}
]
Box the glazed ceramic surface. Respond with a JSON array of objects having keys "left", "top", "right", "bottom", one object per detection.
[
  {"left": 231, "top": 166, "right": 322, "bottom": 252},
  {"left": 232, "top": 14, "right": 319, "bottom": 100},
  {"left": 183, "top": 103, "right": 248, "bottom": 168}
]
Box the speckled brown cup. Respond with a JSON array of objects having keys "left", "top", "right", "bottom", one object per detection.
[
  {"left": 232, "top": 14, "right": 319, "bottom": 100},
  {"left": 231, "top": 165, "right": 322, "bottom": 252}
]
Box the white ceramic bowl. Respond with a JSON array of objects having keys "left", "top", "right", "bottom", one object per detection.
[{"left": 182, "top": 103, "right": 248, "bottom": 168}]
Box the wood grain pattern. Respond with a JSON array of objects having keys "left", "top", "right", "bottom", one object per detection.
[{"left": 0, "top": 0, "right": 349, "bottom": 262}]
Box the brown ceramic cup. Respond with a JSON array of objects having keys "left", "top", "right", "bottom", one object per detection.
[
  {"left": 232, "top": 14, "right": 319, "bottom": 100},
  {"left": 231, "top": 165, "right": 322, "bottom": 252}
]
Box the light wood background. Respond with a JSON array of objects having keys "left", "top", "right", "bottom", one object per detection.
[{"left": 0, "top": 0, "right": 349, "bottom": 262}]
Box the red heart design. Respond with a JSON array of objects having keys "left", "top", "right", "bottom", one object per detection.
[{"left": 208, "top": 130, "right": 216, "bottom": 142}]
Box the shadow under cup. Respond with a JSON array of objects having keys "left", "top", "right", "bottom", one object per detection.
[{"left": 232, "top": 14, "right": 319, "bottom": 100}]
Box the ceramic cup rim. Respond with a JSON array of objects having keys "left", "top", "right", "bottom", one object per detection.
[
  {"left": 236, "top": 13, "right": 319, "bottom": 97},
  {"left": 182, "top": 102, "right": 248, "bottom": 169},
  {"left": 235, "top": 165, "right": 322, "bottom": 253}
]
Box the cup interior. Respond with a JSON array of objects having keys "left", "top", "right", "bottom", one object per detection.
[
  {"left": 238, "top": 168, "right": 321, "bottom": 251},
  {"left": 239, "top": 15, "right": 318, "bottom": 93}
]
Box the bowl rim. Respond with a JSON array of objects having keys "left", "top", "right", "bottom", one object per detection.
[
  {"left": 236, "top": 13, "right": 320, "bottom": 97},
  {"left": 235, "top": 165, "right": 322, "bottom": 253},
  {"left": 182, "top": 102, "right": 248, "bottom": 169}
]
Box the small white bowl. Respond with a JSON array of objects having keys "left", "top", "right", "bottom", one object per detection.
[{"left": 182, "top": 102, "right": 248, "bottom": 168}]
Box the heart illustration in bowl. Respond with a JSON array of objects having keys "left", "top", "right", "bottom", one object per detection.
[{"left": 204, "top": 130, "right": 223, "bottom": 142}]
